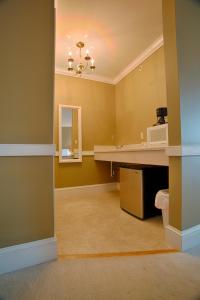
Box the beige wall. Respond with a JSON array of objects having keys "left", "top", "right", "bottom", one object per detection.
[
  {"left": 176, "top": 0, "right": 200, "bottom": 146},
  {"left": 176, "top": 0, "right": 200, "bottom": 229},
  {"left": 54, "top": 75, "right": 115, "bottom": 188},
  {"left": 163, "top": 0, "right": 200, "bottom": 230},
  {"left": 162, "top": 0, "right": 181, "bottom": 146},
  {"left": 0, "top": 0, "right": 54, "bottom": 248},
  {"left": 55, "top": 156, "right": 114, "bottom": 188},
  {"left": 0, "top": 1, "right": 54, "bottom": 144},
  {"left": 168, "top": 157, "right": 182, "bottom": 230},
  {"left": 162, "top": 0, "right": 182, "bottom": 230},
  {"left": 115, "top": 47, "right": 167, "bottom": 145},
  {"left": 0, "top": 157, "right": 54, "bottom": 248}
]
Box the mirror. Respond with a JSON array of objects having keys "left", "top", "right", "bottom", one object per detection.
[{"left": 59, "top": 105, "right": 82, "bottom": 163}]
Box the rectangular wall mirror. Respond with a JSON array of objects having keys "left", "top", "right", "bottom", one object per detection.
[{"left": 59, "top": 105, "right": 82, "bottom": 163}]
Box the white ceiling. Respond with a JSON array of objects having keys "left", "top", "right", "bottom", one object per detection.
[{"left": 55, "top": 0, "right": 163, "bottom": 83}]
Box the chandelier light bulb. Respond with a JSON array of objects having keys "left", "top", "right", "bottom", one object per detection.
[
  {"left": 91, "top": 58, "right": 95, "bottom": 65},
  {"left": 84, "top": 48, "right": 91, "bottom": 61},
  {"left": 67, "top": 60, "right": 73, "bottom": 71},
  {"left": 67, "top": 49, "right": 74, "bottom": 63},
  {"left": 90, "top": 58, "right": 95, "bottom": 70}
]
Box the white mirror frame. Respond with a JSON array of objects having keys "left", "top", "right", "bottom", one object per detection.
[{"left": 59, "top": 104, "right": 82, "bottom": 163}]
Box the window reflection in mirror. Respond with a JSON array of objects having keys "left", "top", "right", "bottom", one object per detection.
[{"left": 59, "top": 105, "right": 82, "bottom": 163}]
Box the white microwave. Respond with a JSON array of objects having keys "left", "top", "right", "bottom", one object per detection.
[{"left": 147, "top": 124, "right": 168, "bottom": 144}]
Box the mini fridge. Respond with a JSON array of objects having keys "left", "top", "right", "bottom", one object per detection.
[{"left": 120, "top": 166, "right": 168, "bottom": 219}]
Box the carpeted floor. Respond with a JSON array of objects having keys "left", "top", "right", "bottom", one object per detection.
[
  {"left": 1, "top": 252, "right": 200, "bottom": 300},
  {"left": 55, "top": 189, "right": 169, "bottom": 256}
]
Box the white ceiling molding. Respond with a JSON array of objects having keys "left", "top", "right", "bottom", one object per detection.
[
  {"left": 113, "top": 35, "right": 164, "bottom": 84},
  {"left": 55, "top": 35, "right": 164, "bottom": 85},
  {"left": 55, "top": 68, "right": 114, "bottom": 85}
]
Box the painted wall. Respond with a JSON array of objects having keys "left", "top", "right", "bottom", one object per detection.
[
  {"left": 162, "top": 0, "right": 182, "bottom": 230},
  {"left": 176, "top": 0, "right": 200, "bottom": 230},
  {"left": 162, "top": 0, "right": 181, "bottom": 147},
  {"left": 176, "top": 0, "right": 200, "bottom": 146},
  {"left": 54, "top": 75, "right": 115, "bottom": 188},
  {"left": 55, "top": 156, "right": 114, "bottom": 188},
  {"left": 0, "top": 0, "right": 54, "bottom": 248},
  {"left": 163, "top": 0, "right": 200, "bottom": 230},
  {"left": 115, "top": 47, "right": 167, "bottom": 145}
]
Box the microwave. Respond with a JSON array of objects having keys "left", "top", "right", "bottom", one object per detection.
[{"left": 147, "top": 124, "right": 168, "bottom": 144}]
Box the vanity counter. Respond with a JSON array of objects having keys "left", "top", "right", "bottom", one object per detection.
[{"left": 94, "top": 144, "right": 169, "bottom": 166}]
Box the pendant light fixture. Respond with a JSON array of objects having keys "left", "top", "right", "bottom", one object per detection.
[{"left": 67, "top": 41, "right": 96, "bottom": 75}]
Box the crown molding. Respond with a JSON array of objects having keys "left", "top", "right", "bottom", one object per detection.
[
  {"left": 55, "top": 35, "right": 164, "bottom": 85},
  {"left": 113, "top": 35, "right": 164, "bottom": 84},
  {"left": 55, "top": 68, "right": 114, "bottom": 85}
]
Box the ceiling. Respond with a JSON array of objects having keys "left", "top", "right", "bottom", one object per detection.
[{"left": 55, "top": 0, "right": 163, "bottom": 83}]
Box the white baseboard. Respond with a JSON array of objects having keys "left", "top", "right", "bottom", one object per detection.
[
  {"left": 165, "top": 224, "right": 200, "bottom": 251},
  {"left": 0, "top": 237, "right": 57, "bottom": 275},
  {"left": 55, "top": 182, "right": 117, "bottom": 199}
]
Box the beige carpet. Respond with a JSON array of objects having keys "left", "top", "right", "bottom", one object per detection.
[
  {"left": 55, "top": 189, "right": 169, "bottom": 256},
  {"left": 1, "top": 252, "right": 200, "bottom": 300}
]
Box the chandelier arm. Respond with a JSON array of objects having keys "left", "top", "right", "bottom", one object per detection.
[{"left": 83, "top": 61, "right": 88, "bottom": 72}]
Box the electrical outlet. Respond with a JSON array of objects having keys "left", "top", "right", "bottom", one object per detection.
[{"left": 140, "top": 132, "right": 144, "bottom": 140}]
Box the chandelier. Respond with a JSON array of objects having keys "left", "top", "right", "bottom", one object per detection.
[{"left": 67, "top": 41, "right": 96, "bottom": 76}]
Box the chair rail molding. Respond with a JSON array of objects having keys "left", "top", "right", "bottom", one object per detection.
[
  {"left": 0, "top": 144, "right": 56, "bottom": 156},
  {"left": 166, "top": 145, "right": 200, "bottom": 157}
]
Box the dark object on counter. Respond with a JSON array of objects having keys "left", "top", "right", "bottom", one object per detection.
[{"left": 154, "top": 107, "right": 168, "bottom": 126}]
